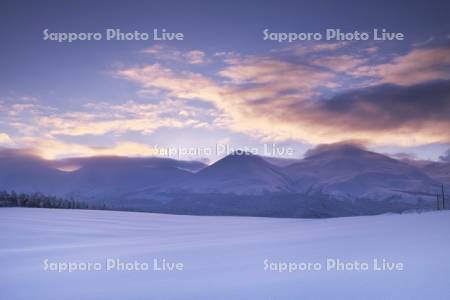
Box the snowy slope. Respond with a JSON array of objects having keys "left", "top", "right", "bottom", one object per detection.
[
  {"left": 419, "top": 161, "right": 450, "bottom": 185},
  {"left": 284, "top": 144, "right": 438, "bottom": 200},
  {"left": 0, "top": 153, "right": 205, "bottom": 200},
  {"left": 0, "top": 150, "right": 72, "bottom": 195},
  {"left": 67, "top": 157, "right": 198, "bottom": 201},
  {"left": 180, "top": 152, "right": 293, "bottom": 194},
  {"left": 1, "top": 208, "right": 449, "bottom": 300},
  {"left": 0, "top": 147, "right": 444, "bottom": 216}
]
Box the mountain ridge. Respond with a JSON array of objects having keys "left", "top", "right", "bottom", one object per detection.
[{"left": 0, "top": 145, "right": 448, "bottom": 216}]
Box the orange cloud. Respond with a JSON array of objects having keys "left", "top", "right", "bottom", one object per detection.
[
  {"left": 20, "top": 139, "right": 158, "bottom": 160},
  {"left": 0, "top": 133, "right": 13, "bottom": 145},
  {"left": 143, "top": 45, "right": 209, "bottom": 64},
  {"left": 351, "top": 48, "right": 450, "bottom": 85},
  {"left": 117, "top": 46, "right": 450, "bottom": 147}
]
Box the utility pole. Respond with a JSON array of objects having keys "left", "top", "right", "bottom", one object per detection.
[
  {"left": 442, "top": 184, "right": 446, "bottom": 210},
  {"left": 437, "top": 193, "right": 440, "bottom": 210}
]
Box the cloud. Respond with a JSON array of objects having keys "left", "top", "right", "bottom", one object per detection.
[
  {"left": 5, "top": 44, "right": 450, "bottom": 160},
  {"left": 304, "top": 142, "right": 367, "bottom": 158},
  {"left": 389, "top": 152, "right": 418, "bottom": 161},
  {"left": 117, "top": 45, "right": 450, "bottom": 146},
  {"left": 351, "top": 48, "right": 450, "bottom": 85},
  {"left": 364, "top": 47, "right": 378, "bottom": 54},
  {"left": 184, "top": 50, "right": 207, "bottom": 64},
  {"left": 0, "top": 147, "right": 38, "bottom": 159},
  {"left": 279, "top": 42, "right": 349, "bottom": 56},
  {"left": 21, "top": 139, "right": 158, "bottom": 160},
  {"left": 143, "top": 45, "right": 209, "bottom": 64},
  {"left": 2, "top": 98, "right": 210, "bottom": 137},
  {"left": 0, "top": 133, "right": 13, "bottom": 146},
  {"left": 312, "top": 55, "right": 367, "bottom": 72},
  {"left": 117, "top": 54, "right": 341, "bottom": 143},
  {"left": 315, "top": 80, "right": 450, "bottom": 130},
  {"left": 0, "top": 97, "right": 216, "bottom": 159},
  {"left": 412, "top": 37, "right": 435, "bottom": 47},
  {"left": 274, "top": 80, "right": 450, "bottom": 146},
  {"left": 117, "top": 64, "right": 222, "bottom": 102},
  {"left": 219, "top": 55, "right": 334, "bottom": 90},
  {"left": 439, "top": 149, "right": 450, "bottom": 162}
]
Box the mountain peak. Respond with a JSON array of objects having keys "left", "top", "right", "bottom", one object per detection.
[
  {"left": 207, "top": 151, "right": 267, "bottom": 170},
  {"left": 304, "top": 143, "right": 369, "bottom": 159},
  {"left": 187, "top": 151, "right": 291, "bottom": 194},
  {"left": 228, "top": 150, "right": 257, "bottom": 157}
]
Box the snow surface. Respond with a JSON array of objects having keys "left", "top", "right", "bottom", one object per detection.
[{"left": 1, "top": 208, "right": 450, "bottom": 299}]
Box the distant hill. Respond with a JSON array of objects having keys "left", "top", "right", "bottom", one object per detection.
[
  {"left": 283, "top": 144, "right": 438, "bottom": 200},
  {"left": 0, "top": 145, "right": 446, "bottom": 217},
  {"left": 179, "top": 152, "right": 293, "bottom": 194}
]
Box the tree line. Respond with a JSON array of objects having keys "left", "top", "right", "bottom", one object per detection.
[{"left": 0, "top": 191, "right": 95, "bottom": 210}]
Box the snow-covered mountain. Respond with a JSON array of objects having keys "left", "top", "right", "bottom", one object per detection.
[
  {"left": 0, "top": 149, "right": 71, "bottom": 195},
  {"left": 283, "top": 144, "right": 439, "bottom": 201},
  {"left": 178, "top": 152, "right": 293, "bottom": 194},
  {"left": 65, "top": 157, "right": 203, "bottom": 201},
  {"left": 260, "top": 155, "right": 302, "bottom": 167},
  {"left": 417, "top": 161, "right": 450, "bottom": 185},
  {"left": 0, "top": 145, "right": 446, "bottom": 216},
  {"left": 0, "top": 151, "right": 205, "bottom": 200}
]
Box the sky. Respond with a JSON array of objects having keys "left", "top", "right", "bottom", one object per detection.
[{"left": 1, "top": 0, "right": 450, "bottom": 162}]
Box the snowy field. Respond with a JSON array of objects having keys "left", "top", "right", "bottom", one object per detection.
[{"left": 1, "top": 208, "right": 450, "bottom": 300}]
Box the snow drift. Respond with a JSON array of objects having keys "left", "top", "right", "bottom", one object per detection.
[{"left": 0, "top": 208, "right": 449, "bottom": 300}]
